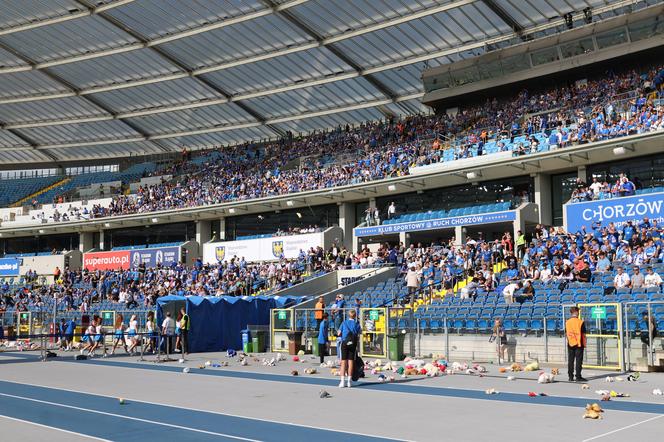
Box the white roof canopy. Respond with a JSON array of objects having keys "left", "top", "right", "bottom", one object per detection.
[{"left": 0, "top": 0, "right": 643, "bottom": 163}]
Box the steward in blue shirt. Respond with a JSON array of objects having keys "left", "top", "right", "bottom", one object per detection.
[{"left": 317, "top": 313, "right": 329, "bottom": 364}]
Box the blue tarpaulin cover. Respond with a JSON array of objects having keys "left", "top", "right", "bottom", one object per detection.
[{"left": 156, "top": 295, "right": 303, "bottom": 352}]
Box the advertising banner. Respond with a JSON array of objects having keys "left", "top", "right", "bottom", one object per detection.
[
  {"left": 0, "top": 258, "right": 21, "bottom": 276},
  {"left": 354, "top": 211, "right": 516, "bottom": 237},
  {"left": 129, "top": 246, "right": 180, "bottom": 268},
  {"left": 83, "top": 246, "right": 181, "bottom": 270},
  {"left": 565, "top": 192, "right": 663, "bottom": 232},
  {"left": 203, "top": 232, "right": 324, "bottom": 264},
  {"left": 83, "top": 251, "right": 130, "bottom": 271}
]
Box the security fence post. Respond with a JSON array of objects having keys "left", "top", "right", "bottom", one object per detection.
[
  {"left": 444, "top": 316, "right": 449, "bottom": 361},
  {"left": 543, "top": 316, "right": 549, "bottom": 363}
]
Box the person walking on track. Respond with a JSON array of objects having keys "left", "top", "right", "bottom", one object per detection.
[{"left": 179, "top": 307, "right": 190, "bottom": 356}]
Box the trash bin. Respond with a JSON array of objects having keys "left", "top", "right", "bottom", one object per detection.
[
  {"left": 388, "top": 333, "right": 405, "bottom": 361},
  {"left": 286, "top": 331, "right": 303, "bottom": 355},
  {"left": 241, "top": 329, "right": 252, "bottom": 353},
  {"left": 252, "top": 330, "right": 266, "bottom": 353}
]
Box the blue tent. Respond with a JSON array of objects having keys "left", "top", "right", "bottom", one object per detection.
[{"left": 156, "top": 295, "right": 303, "bottom": 353}]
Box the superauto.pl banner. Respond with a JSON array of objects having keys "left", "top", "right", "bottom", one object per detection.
[
  {"left": 83, "top": 251, "right": 130, "bottom": 271},
  {"left": 83, "top": 246, "right": 181, "bottom": 270}
]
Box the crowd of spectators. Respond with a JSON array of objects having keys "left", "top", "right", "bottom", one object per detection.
[
  {"left": 570, "top": 174, "right": 640, "bottom": 202},
  {"left": 0, "top": 242, "right": 407, "bottom": 313},
  {"left": 37, "top": 63, "right": 657, "bottom": 222}
]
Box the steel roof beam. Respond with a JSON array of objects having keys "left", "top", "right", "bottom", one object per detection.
[
  {"left": 0, "top": 0, "right": 474, "bottom": 74},
  {"left": 71, "top": 0, "right": 282, "bottom": 138},
  {"left": 481, "top": 0, "right": 526, "bottom": 39},
  {"left": 0, "top": 41, "right": 171, "bottom": 157},
  {"left": 0, "top": 0, "right": 137, "bottom": 37},
  {"left": 28, "top": 92, "right": 423, "bottom": 150},
  {"left": 0, "top": 0, "right": 639, "bottom": 113},
  {"left": 262, "top": 0, "right": 396, "bottom": 117}
]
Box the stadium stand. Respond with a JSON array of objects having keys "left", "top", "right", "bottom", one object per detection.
[{"left": 0, "top": 175, "right": 64, "bottom": 207}]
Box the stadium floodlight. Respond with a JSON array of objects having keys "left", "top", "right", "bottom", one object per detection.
[
  {"left": 228, "top": 208, "right": 236, "bottom": 214},
  {"left": 564, "top": 12, "right": 574, "bottom": 29},
  {"left": 38, "top": 229, "right": 45, "bottom": 234},
  {"left": 296, "top": 212, "right": 302, "bottom": 219},
  {"left": 104, "top": 222, "right": 111, "bottom": 228},
  {"left": 151, "top": 218, "right": 158, "bottom": 223},
  {"left": 286, "top": 200, "right": 294, "bottom": 206},
  {"left": 387, "top": 184, "right": 397, "bottom": 191},
  {"left": 613, "top": 146, "right": 627, "bottom": 156},
  {"left": 583, "top": 7, "right": 592, "bottom": 24},
  {"left": 466, "top": 171, "right": 480, "bottom": 180}
]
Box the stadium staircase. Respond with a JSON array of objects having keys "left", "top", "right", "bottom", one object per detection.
[{"left": 11, "top": 176, "right": 71, "bottom": 208}]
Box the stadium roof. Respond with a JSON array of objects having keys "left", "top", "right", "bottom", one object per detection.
[{"left": 0, "top": 0, "right": 646, "bottom": 163}]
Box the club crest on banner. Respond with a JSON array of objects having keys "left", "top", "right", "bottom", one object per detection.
[
  {"left": 272, "top": 241, "right": 284, "bottom": 258},
  {"left": 215, "top": 246, "right": 226, "bottom": 261}
]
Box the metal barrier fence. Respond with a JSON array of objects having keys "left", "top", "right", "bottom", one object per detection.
[{"left": 278, "top": 302, "right": 663, "bottom": 370}]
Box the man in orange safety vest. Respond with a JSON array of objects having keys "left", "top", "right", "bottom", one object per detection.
[{"left": 566, "top": 306, "right": 587, "bottom": 382}]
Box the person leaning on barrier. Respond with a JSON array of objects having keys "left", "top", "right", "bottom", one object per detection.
[
  {"left": 640, "top": 311, "right": 658, "bottom": 354},
  {"left": 566, "top": 306, "right": 587, "bottom": 382}
]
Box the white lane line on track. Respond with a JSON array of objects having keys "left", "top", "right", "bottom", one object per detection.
[
  {"left": 0, "top": 378, "right": 409, "bottom": 442},
  {"left": 0, "top": 393, "right": 261, "bottom": 442},
  {"left": 581, "top": 414, "right": 664, "bottom": 441},
  {"left": 0, "top": 414, "right": 111, "bottom": 441}
]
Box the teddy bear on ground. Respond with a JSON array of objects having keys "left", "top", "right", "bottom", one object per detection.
[{"left": 583, "top": 403, "right": 603, "bottom": 419}]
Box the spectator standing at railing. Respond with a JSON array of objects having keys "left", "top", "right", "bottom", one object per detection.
[
  {"left": 406, "top": 264, "right": 422, "bottom": 306},
  {"left": 387, "top": 202, "right": 396, "bottom": 220}
]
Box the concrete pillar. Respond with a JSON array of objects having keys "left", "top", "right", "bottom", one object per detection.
[
  {"left": 368, "top": 198, "right": 376, "bottom": 209},
  {"left": 399, "top": 232, "right": 408, "bottom": 247},
  {"left": 455, "top": 226, "right": 465, "bottom": 246},
  {"left": 534, "top": 173, "right": 552, "bottom": 226},
  {"left": 196, "top": 220, "right": 212, "bottom": 245},
  {"left": 577, "top": 165, "right": 587, "bottom": 182},
  {"left": 79, "top": 232, "right": 93, "bottom": 253},
  {"left": 338, "top": 202, "right": 355, "bottom": 251},
  {"left": 219, "top": 217, "right": 226, "bottom": 241},
  {"left": 513, "top": 211, "right": 526, "bottom": 244},
  {"left": 98, "top": 230, "right": 105, "bottom": 251}
]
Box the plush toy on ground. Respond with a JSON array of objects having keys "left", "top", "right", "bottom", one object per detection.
[
  {"left": 583, "top": 403, "right": 604, "bottom": 419},
  {"left": 524, "top": 361, "right": 539, "bottom": 372},
  {"left": 303, "top": 367, "right": 317, "bottom": 375},
  {"left": 537, "top": 372, "right": 555, "bottom": 384}
]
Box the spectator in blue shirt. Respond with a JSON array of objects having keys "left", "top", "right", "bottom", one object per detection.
[
  {"left": 596, "top": 252, "right": 612, "bottom": 273},
  {"left": 317, "top": 313, "right": 329, "bottom": 364},
  {"left": 338, "top": 309, "right": 361, "bottom": 388}
]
